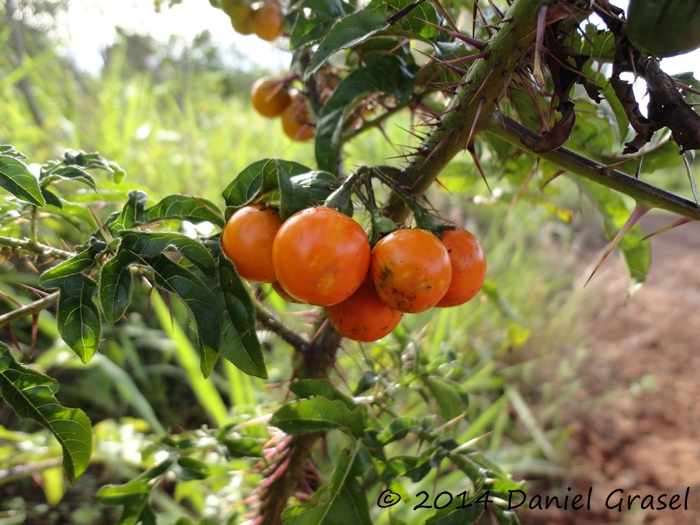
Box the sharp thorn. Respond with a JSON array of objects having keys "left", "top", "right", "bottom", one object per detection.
[{"left": 585, "top": 202, "right": 651, "bottom": 286}]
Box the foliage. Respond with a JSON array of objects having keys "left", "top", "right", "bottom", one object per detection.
[{"left": 2, "top": 0, "right": 700, "bottom": 524}]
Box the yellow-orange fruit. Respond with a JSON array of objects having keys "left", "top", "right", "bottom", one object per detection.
[
  {"left": 281, "top": 96, "right": 314, "bottom": 142},
  {"left": 251, "top": 2, "right": 283, "bottom": 41},
  {"left": 250, "top": 78, "right": 292, "bottom": 118},
  {"left": 326, "top": 278, "right": 403, "bottom": 342},
  {"left": 436, "top": 228, "right": 486, "bottom": 307},
  {"left": 370, "top": 229, "right": 452, "bottom": 313},
  {"left": 221, "top": 204, "right": 282, "bottom": 283}
]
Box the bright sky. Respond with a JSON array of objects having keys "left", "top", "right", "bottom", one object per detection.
[
  {"left": 57, "top": 0, "right": 700, "bottom": 75},
  {"left": 59, "top": 0, "right": 290, "bottom": 72}
]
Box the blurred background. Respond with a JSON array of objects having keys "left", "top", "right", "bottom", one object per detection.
[{"left": 1, "top": 1, "right": 700, "bottom": 524}]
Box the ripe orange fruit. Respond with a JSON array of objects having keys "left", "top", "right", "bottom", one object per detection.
[
  {"left": 271, "top": 281, "right": 303, "bottom": 303},
  {"left": 250, "top": 2, "right": 283, "bottom": 41},
  {"left": 326, "top": 278, "right": 403, "bottom": 342},
  {"left": 436, "top": 228, "right": 487, "bottom": 307},
  {"left": 250, "top": 78, "right": 292, "bottom": 118},
  {"left": 272, "top": 207, "right": 370, "bottom": 306},
  {"left": 221, "top": 203, "right": 283, "bottom": 283},
  {"left": 370, "top": 229, "right": 452, "bottom": 313},
  {"left": 281, "top": 96, "right": 314, "bottom": 142}
]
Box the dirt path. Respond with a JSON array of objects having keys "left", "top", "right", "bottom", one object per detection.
[{"left": 518, "top": 215, "right": 700, "bottom": 525}]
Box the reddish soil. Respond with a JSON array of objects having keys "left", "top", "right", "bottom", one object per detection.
[{"left": 518, "top": 215, "right": 700, "bottom": 525}]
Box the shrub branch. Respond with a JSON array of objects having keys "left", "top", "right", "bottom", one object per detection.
[{"left": 483, "top": 114, "right": 700, "bottom": 218}]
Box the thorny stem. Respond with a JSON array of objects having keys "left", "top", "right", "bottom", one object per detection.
[
  {"left": 387, "top": 0, "right": 554, "bottom": 221},
  {"left": 483, "top": 115, "right": 700, "bottom": 220},
  {"left": 254, "top": 299, "right": 309, "bottom": 351},
  {"left": 0, "top": 292, "right": 59, "bottom": 329},
  {"left": 0, "top": 235, "right": 73, "bottom": 260}
]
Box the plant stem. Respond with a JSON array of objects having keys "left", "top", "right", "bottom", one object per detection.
[
  {"left": 29, "top": 206, "right": 38, "bottom": 245},
  {"left": 254, "top": 300, "right": 309, "bottom": 351},
  {"left": 0, "top": 292, "right": 59, "bottom": 329},
  {"left": 0, "top": 457, "right": 62, "bottom": 485},
  {"left": 483, "top": 115, "right": 700, "bottom": 219},
  {"left": 388, "top": 0, "right": 554, "bottom": 220},
  {"left": 0, "top": 235, "right": 73, "bottom": 260}
]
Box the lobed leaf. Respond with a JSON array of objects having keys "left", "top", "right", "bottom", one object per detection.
[
  {"left": 222, "top": 158, "right": 313, "bottom": 210},
  {"left": 0, "top": 345, "right": 92, "bottom": 484},
  {"left": 119, "top": 230, "right": 216, "bottom": 276},
  {"left": 132, "top": 252, "right": 222, "bottom": 377},
  {"left": 216, "top": 255, "right": 267, "bottom": 378},
  {"left": 145, "top": 194, "right": 224, "bottom": 228},
  {"left": 41, "top": 165, "right": 96, "bottom": 190},
  {"left": 99, "top": 249, "right": 140, "bottom": 324}
]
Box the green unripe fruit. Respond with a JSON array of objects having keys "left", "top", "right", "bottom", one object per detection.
[
  {"left": 221, "top": 0, "right": 252, "bottom": 21},
  {"left": 627, "top": 0, "right": 700, "bottom": 57}
]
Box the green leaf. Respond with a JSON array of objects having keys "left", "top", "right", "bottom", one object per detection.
[
  {"left": 0, "top": 144, "right": 27, "bottom": 160},
  {"left": 51, "top": 274, "right": 102, "bottom": 363},
  {"left": 315, "top": 54, "right": 418, "bottom": 172},
  {"left": 283, "top": 445, "right": 371, "bottom": 525},
  {"left": 40, "top": 241, "right": 104, "bottom": 283},
  {"left": 289, "top": 378, "right": 355, "bottom": 409},
  {"left": 217, "top": 255, "right": 267, "bottom": 379},
  {"left": 99, "top": 249, "right": 139, "bottom": 324},
  {"left": 40, "top": 240, "right": 105, "bottom": 363},
  {"left": 176, "top": 457, "right": 211, "bottom": 481},
  {"left": 601, "top": 80, "right": 629, "bottom": 144},
  {"left": 290, "top": 0, "right": 354, "bottom": 50},
  {"left": 41, "top": 188, "right": 63, "bottom": 208},
  {"left": 422, "top": 376, "right": 469, "bottom": 424},
  {"left": 119, "top": 230, "right": 216, "bottom": 275},
  {"left": 279, "top": 164, "right": 341, "bottom": 220},
  {"left": 106, "top": 190, "right": 148, "bottom": 232},
  {"left": 378, "top": 417, "right": 421, "bottom": 445},
  {"left": 379, "top": 456, "right": 418, "bottom": 485},
  {"left": 572, "top": 176, "right": 651, "bottom": 283},
  {"left": 133, "top": 252, "right": 222, "bottom": 377},
  {"left": 145, "top": 194, "right": 224, "bottom": 228},
  {"left": 222, "top": 158, "right": 313, "bottom": 209},
  {"left": 304, "top": 0, "right": 390, "bottom": 79},
  {"left": 423, "top": 500, "right": 484, "bottom": 525},
  {"left": 41, "top": 165, "right": 96, "bottom": 190},
  {"left": 0, "top": 155, "right": 45, "bottom": 206},
  {"left": 386, "top": 0, "right": 439, "bottom": 38},
  {"left": 0, "top": 345, "right": 92, "bottom": 484},
  {"left": 270, "top": 398, "right": 364, "bottom": 437},
  {"left": 98, "top": 459, "right": 173, "bottom": 525},
  {"left": 353, "top": 371, "right": 378, "bottom": 396},
  {"left": 219, "top": 437, "right": 264, "bottom": 458}
]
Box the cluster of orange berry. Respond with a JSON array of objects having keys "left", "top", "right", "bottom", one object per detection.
[
  {"left": 221, "top": 204, "right": 486, "bottom": 342},
  {"left": 221, "top": 0, "right": 283, "bottom": 41},
  {"left": 250, "top": 78, "right": 314, "bottom": 142}
]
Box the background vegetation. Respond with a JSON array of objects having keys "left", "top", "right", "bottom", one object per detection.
[{"left": 0, "top": 1, "right": 697, "bottom": 524}]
